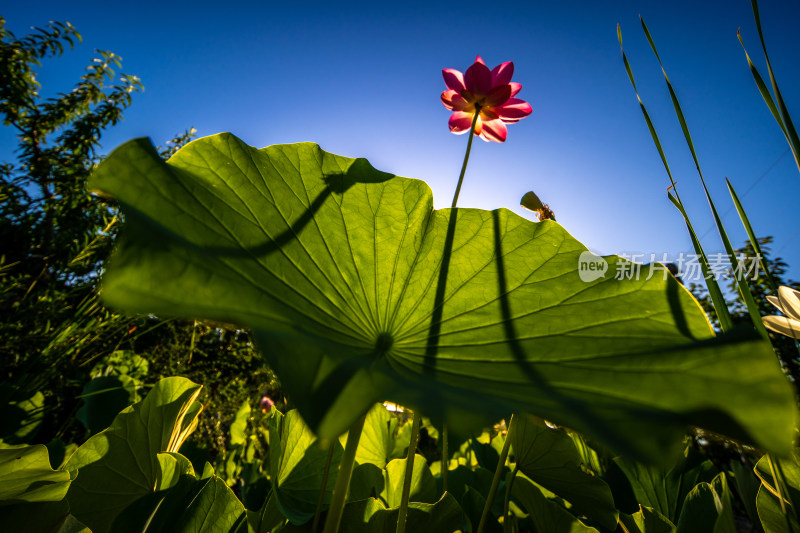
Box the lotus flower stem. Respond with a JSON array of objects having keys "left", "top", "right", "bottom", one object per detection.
[
  {"left": 478, "top": 414, "right": 515, "bottom": 533},
  {"left": 503, "top": 465, "right": 519, "bottom": 533},
  {"left": 323, "top": 412, "right": 367, "bottom": 533},
  {"left": 442, "top": 424, "right": 449, "bottom": 494},
  {"left": 396, "top": 411, "right": 421, "bottom": 533},
  {"left": 450, "top": 111, "right": 480, "bottom": 208},
  {"left": 313, "top": 444, "right": 336, "bottom": 533}
]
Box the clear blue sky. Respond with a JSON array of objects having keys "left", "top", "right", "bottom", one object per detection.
[{"left": 4, "top": 1, "right": 800, "bottom": 288}]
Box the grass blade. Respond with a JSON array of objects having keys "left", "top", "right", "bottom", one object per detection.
[
  {"left": 640, "top": 16, "right": 770, "bottom": 339},
  {"left": 667, "top": 192, "right": 733, "bottom": 331},
  {"left": 618, "top": 23, "right": 733, "bottom": 331},
  {"left": 749, "top": 0, "right": 800, "bottom": 173},
  {"left": 737, "top": 29, "right": 787, "bottom": 141},
  {"left": 726, "top": 177, "right": 778, "bottom": 293}
]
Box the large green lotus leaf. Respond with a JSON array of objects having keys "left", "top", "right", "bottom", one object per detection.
[
  {"left": 247, "top": 491, "right": 286, "bottom": 533},
  {"left": 344, "top": 403, "right": 405, "bottom": 470},
  {"left": 338, "top": 493, "right": 463, "bottom": 533},
  {"left": 511, "top": 414, "right": 617, "bottom": 529},
  {"left": 674, "top": 472, "right": 736, "bottom": 533},
  {"left": 461, "top": 485, "right": 502, "bottom": 533},
  {"left": 729, "top": 460, "right": 761, "bottom": 531},
  {"left": 0, "top": 444, "right": 71, "bottom": 503},
  {"left": 471, "top": 430, "right": 504, "bottom": 471},
  {"left": 157, "top": 452, "right": 197, "bottom": 490},
  {"left": 0, "top": 446, "right": 71, "bottom": 532},
  {"left": 89, "top": 133, "right": 794, "bottom": 459},
  {"left": 76, "top": 374, "right": 138, "bottom": 434},
  {"left": 613, "top": 444, "right": 717, "bottom": 522},
  {"left": 0, "top": 385, "right": 45, "bottom": 444},
  {"left": 755, "top": 450, "right": 800, "bottom": 532},
  {"left": 349, "top": 463, "right": 385, "bottom": 502},
  {"left": 269, "top": 409, "right": 343, "bottom": 524},
  {"left": 512, "top": 475, "right": 599, "bottom": 532},
  {"left": 757, "top": 484, "right": 800, "bottom": 533},
  {"left": 229, "top": 400, "right": 251, "bottom": 447},
  {"left": 381, "top": 454, "right": 437, "bottom": 507},
  {"left": 65, "top": 377, "right": 203, "bottom": 533},
  {"left": 755, "top": 448, "right": 800, "bottom": 509},
  {"left": 620, "top": 506, "right": 676, "bottom": 533},
  {"left": 111, "top": 470, "right": 247, "bottom": 533}
]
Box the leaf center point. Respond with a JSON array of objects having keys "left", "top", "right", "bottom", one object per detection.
[{"left": 374, "top": 332, "right": 394, "bottom": 356}]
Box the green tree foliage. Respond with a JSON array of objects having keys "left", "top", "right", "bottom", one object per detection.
[
  {"left": 0, "top": 18, "right": 280, "bottom": 462},
  {"left": 0, "top": 17, "right": 144, "bottom": 442}
]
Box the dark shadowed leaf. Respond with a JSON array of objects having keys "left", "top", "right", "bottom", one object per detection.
[
  {"left": 620, "top": 506, "right": 676, "bottom": 533},
  {"left": 512, "top": 475, "right": 598, "bottom": 532},
  {"left": 674, "top": 472, "right": 736, "bottom": 533},
  {"left": 511, "top": 414, "right": 617, "bottom": 529},
  {"left": 614, "top": 445, "right": 717, "bottom": 523},
  {"left": 338, "top": 493, "right": 463, "bottom": 533}
]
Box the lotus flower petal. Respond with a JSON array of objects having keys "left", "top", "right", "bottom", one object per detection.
[
  {"left": 484, "top": 85, "right": 512, "bottom": 107},
  {"left": 778, "top": 286, "right": 800, "bottom": 322},
  {"left": 491, "top": 61, "right": 514, "bottom": 86},
  {"left": 441, "top": 56, "right": 531, "bottom": 142},
  {"left": 465, "top": 60, "right": 492, "bottom": 98},
  {"left": 448, "top": 111, "right": 474, "bottom": 134},
  {"left": 480, "top": 119, "right": 508, "bottom": 142},
  {"left": 495, "top": 98, "right": 533, "bottom": 121},
  {"left": 767, "top": 295, "right": 783, "bottom": 312},
  {"left": 442, "top": 69, "right": 466, "bottom": 93},
  {"left": 441, "top": 90, "right": 472, "bottom": 111},
  {"left": 763, "top": 315, "right": 800, "bottom": 338}
]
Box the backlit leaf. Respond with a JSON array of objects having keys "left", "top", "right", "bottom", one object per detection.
[{"left": 89, "top": 134, "right": 795, "bottom": 460}]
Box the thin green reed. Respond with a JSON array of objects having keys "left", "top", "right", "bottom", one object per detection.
[
  {"left": 616, "top": 23, "right": 733, "bottom": 332},
  {"left": 637, "top": 15, "right": 769, "bottom": 339},
  {"left": 739, "top": 0, "right": 800, "bottom": 175}
]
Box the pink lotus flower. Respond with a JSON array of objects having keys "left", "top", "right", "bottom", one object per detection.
[
  {"left": 441, "top": 56, "right": 532, "bottom": 142},
  {"left": 260, "top": 395, "right": 275, "bottom": 414}
]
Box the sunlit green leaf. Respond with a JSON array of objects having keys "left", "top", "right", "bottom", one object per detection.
[
  {"left": 157, "top": 452, "right": 196, "bottom": 490},
  {"left": 90, "top": 134, "right": 795, "bottom": 460},
  {"left": 269, "top": 409, "right": 343, "bottom": 524},
  {"left": 346, "top": 403, "right": 405, "bottom": 470},
  {"left": 65, "top": 377, "right": 203, "bottom": 533},
  {"left": 229, "top": 401, "right": 251, "bottom": 447},
  {"left": 381, "top": 454, "right": 437, "bottom": 507},
  {"left": 0, "top": 444, "right": 74, "bottom": 532},
  {"left": 0, "top": 444, "right": 70, "bottom": 503}
]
